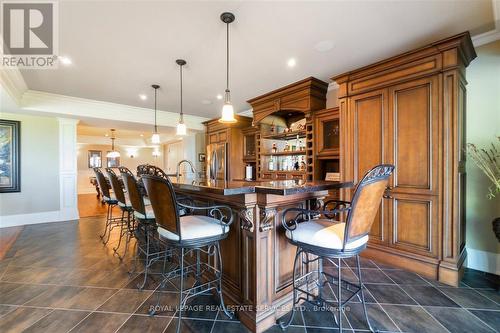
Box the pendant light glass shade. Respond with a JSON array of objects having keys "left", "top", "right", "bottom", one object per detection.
[
  {"left": 151, "top": 133, "right": 160, "bottom": 144},
  {"left": 220, "top": 103, "right": 236, "bottom": 123},
  {"left": 106, "top": 150, "right": 120, "bottom": 158},
  {"left": 106, "top": 129, "right": 120, "bottom": 158},
  {"left": 218, "top": 12, "right": 237, "bottom": 124},
  {"left": 176, "top": 122, "right": 187, "bottom": 136}
]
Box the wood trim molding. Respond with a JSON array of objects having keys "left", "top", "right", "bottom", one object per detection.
[
  {"left": 58, "top": 118, "right": 80, "bottom": 222},
  {"left": 0, "top": 210, "right": 77, "bottom": 228},
  {"left": 0, "top": 66, "right": 28, "bottom": 104},
  {"left": 20, "top": 90, "right": 208, "bottom": 131},
  {"left": 331, "top": 32, "right": 477, "bottom": 96}
]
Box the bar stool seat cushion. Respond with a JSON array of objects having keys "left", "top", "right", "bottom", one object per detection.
[
  {"left": 134, "top": 205, "right": 155, "bottom": 219},
  {"left": 157, "top": 215, "right": 228, "bottom": 241},
  {"left": 285, "top": 219, "right": 368, "bottom": 250},
  {"left": 103, "top": 195, "right": 118, "bottom": 205}
]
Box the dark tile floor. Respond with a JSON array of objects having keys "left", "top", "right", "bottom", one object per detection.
[{"left": 0, "top": 218, "right": 498, "bottom": 333}]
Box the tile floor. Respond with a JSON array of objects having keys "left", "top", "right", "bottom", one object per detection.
[{"left": 0, "top": 218, "right": 498, "bottom": 333}]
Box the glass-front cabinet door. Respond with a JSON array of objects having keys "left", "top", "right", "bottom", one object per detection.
[{"left": 315, "top": 108, "right": 340, "bottom": 156}]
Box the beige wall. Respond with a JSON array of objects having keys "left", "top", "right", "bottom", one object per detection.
[
  {"left": 465, "top": 40, "right": 500, "bottom": 256},
  {"left": 0, "top": 113, "right": 60, "bottom": 215},
  {"left": 77, "top": 143, "right": 163, "bottom": 194}
]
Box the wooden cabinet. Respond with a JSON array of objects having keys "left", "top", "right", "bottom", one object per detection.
[
  {"left": 315, "top": 108, "right": 340, "bottom": 157},
  {"left": 247, "top": 77, "right": 329, "bottom": 181},
  {"left": 333, "top": 32, "right": 476, "bottom": 286},
  {"left": 314, "top": 107, "right": 342, "bottom": 200}
]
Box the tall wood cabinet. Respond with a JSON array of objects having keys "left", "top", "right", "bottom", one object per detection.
[{"left": 332, "top": 32, "right": 476, "bottom": 286}]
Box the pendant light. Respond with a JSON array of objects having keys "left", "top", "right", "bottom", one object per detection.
[
  {"left": 176, "top": 59, "right": 187, "bottom": 136},
  {"left": 151, "top": 84, "right": 161, "bottom": 144},
  {"left": 218, "top": 12, "right": 237, "bottom": 124},
  {"left": 106, "top": 129, "right": 120, "bottom": 158}
]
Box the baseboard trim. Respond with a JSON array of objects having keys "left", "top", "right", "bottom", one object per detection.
[
  {"left": 465, "top": 247, "right": 500, "bottom": 275},
  {"left": 0, "top": 209, "right": 79, "bottom": 228}
]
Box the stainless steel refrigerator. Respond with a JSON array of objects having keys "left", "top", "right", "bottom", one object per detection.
[{"left": 206, "top": 142, "right": 228, "bottom": 181}]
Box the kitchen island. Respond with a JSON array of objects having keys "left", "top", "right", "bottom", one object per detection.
[{"left": 171, "top": 177, "right": 353, "bottom": 333}]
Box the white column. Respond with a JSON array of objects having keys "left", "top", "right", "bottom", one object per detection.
[{"left": 58, "top": 118, "right": 79, "bottom": 221}]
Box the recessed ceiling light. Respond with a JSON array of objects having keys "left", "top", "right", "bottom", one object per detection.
[
  {"left": 59, "top": 56, "right": 72, "bottom": 65},
  {"left": 139, "top": 94, "right": 147, "bottom": 100},
  {"left": 216, "top": 94, "right": 223, "bottom": 100},
  {"left": 201, "top": 99, "right": 212, "bottom": 105},
  {"left": 314, "top": 40, "right": 335, "bottom": 52},
  {"left": 287, "top": 58, "right": 296, "bottom": 68},
  {"left": 105, "top": 133, "right": 109, "bottom": 137},
  {"left": 140, "top": 134, "right": 144, "bottom": 137}
]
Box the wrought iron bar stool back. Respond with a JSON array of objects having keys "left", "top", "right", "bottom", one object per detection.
[
  {"left": 106, "top": 167, "right": 133, "bottom": 260},
  {"left": 119, "top": 166, "right": 160, "bottom": 289},
  {"left": 279, "top": 164, "right": 395, "bottom": 333},
  {"left": 142, "top": 174, "right": 234, "bottom": 333},
  {"left": 93, "top": 167, "right": 120, "bottom": 245}
]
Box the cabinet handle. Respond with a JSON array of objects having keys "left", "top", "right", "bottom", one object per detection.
[{"left": 383, "top": 194, "right": 393, "bottom": 199}]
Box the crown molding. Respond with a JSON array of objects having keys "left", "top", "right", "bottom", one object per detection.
[
  {"left": 19, "top": 90, "right": 208, "bottom": 131},
  {"left": 472, "top": 0, "right": 500, "bottom": 47},
  {"left": 237, "top": 108, "right": 253, "bottom": 117},
  {"left": 472, "top": 27, "right": 500, "bottom": 47},
  {"left": 0, "top": 67, "right": 28, "bottom": 104},
  {"left": 327, "top": 82, "right": 339, "bottom": 91}
]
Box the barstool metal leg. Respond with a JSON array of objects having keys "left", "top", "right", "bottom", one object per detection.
[
  {"left": 278, "top": 247, "right": 301, "bottom": 330},
  {"left": 337, "top": 257, "right": 342, "bottom": 332},
  {"left": 138, "top": 224, "right": 151, "bottom": 290},
  {"left": 356, "top": 255, "right": 376, "bottom": 333},
  {"left": 100, "top": 204, "right": 111, "bottom": 242},
  {"left": 216, "top": 242, "right": 233, "bottom": 319},
  {"left": 177, "top": 247, "right": 185, "bottom": 333},
  {"left": 113, "top": 210, "right": 126, "bottom": 255}
]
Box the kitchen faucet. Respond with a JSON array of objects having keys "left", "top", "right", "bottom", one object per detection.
[{"left": 176, "top": 159, "right": 197, "bottom": 179}]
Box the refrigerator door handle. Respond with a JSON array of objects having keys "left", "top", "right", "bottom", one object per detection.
[{"left": 210, "top": 149, "right": 218, "bottom": 180}]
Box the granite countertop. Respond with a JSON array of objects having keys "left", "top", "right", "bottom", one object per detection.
[{"left": 170, "top": 176, "right": 353, "bottom": 196}]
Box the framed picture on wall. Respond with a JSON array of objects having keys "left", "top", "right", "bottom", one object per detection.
[
  {"left": 88, "top": 150, "right": 102, "bottom": 168},
  {"left": 107, "top": 154, "right": 120, "bottom": 168},
  {"left": 0, "top": 120, "right": 21, "bottom": 193}
]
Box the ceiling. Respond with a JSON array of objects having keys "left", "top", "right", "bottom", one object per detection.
[{"left": 20, "top": 1, "right": 496, "bottom": 119}]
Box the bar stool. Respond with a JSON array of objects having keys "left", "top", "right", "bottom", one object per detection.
[
  {"left": 142, "top": 174, "right": 234, "bottom": 333},
  {"left": 137, "top": 164, "right": 193, "bottom": 212},
  {"left": 106, "top": 167, "right": 134, "bottom": 261},
  {"left": 279, "top": 164, "right": 395, "bottom": 333},
  {"left": 93, "top": 167, "right": 122, "bottom": 245},
  {"left": 120, "top": 166, "right": 165, "bottom": 290}
]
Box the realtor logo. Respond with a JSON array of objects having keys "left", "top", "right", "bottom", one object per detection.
[{"left": 1, "top": 1, "right": 59, "bottom": 68}]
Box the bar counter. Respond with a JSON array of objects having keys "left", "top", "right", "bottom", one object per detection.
[{"left": 170, "top": 176, "right": 353, "bottom": 333}]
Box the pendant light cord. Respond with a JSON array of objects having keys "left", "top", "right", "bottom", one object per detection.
[
  {"left": 226, "top": 22, "right": 229, "bottom": 92},
  {"left": 180, "top": 64, "right": 183, "bottom": 122},
  {"left": 154, "top": 87, "right": 158, "bottom": 132}
]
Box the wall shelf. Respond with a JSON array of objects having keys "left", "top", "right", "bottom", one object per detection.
[
  {"left": 261, "top": 130, "right": 306, "bottom": 141},
  {"left": 261, "top": 151, "right": 306, "bottom": 156}
]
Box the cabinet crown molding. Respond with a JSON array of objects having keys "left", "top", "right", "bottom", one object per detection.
[{"left": 331, "top": 31, "right": 477, "bottom": 97}]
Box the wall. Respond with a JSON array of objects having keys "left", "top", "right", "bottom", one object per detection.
[
  {"left": 464, "top": 40, "right": 500, "bottom": 274},
  {"left": 77, "top": 143, "right": 163, "bottom": 194},
  {"left": 163, "top": 133, "right": 205, "bottom": 177},
  {"left": 0, "top": 113, "right": 60, "bottom": 216}
]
